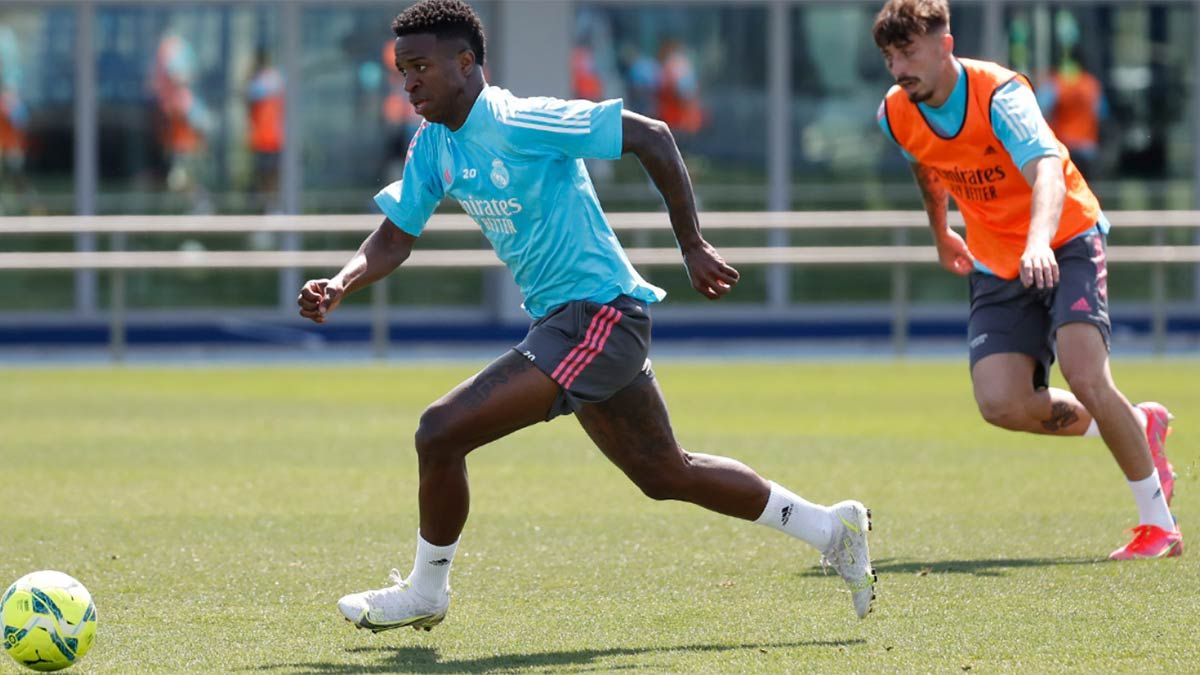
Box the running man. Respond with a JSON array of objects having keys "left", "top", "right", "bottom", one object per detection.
[
  {"left": 873, "top": 0, "right": 1180, "bottom": 559},
  {"left": 298, "top": 0, "right": 876, "bottom": 632}
]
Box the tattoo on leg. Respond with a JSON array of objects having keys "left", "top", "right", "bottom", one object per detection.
[
  {"left": 586, "top": 378, "right": 675, "bottom": 459},
  {"left": 459, "top": 356, "right": 532, "bottom": 411},
  {"left": 1041, "top": 401, "right": 1081, "bottom": 432},
  {"left": 621, "top": 388, "right": 671, "bottom": 459}
]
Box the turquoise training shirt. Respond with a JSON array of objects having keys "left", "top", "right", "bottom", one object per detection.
[{"left": 374, "top": 85, "right": 666, "bottom": 319}]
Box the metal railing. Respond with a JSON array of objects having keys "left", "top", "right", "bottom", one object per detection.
[{"left": 3, "top": 211, "right": 1198, "bottom": 359}]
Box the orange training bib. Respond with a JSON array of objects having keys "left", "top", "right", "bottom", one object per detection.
[{"left": 882, "top": 58, "right": 1100, "bottom": 279}]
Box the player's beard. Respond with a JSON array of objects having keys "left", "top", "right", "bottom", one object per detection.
[
  {"left": 899, "top": 79, "right": 932, "bottom": 103},
  {"left": 906, "top": 88, "right": 933, "bottom": 103}
]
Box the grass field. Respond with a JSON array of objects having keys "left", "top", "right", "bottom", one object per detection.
[{"left": 2, "top": 359, "right": 1197, "bottom": 673}]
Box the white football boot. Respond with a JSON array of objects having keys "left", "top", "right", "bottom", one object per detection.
[
  {"left": 337, "top": 569, "right": 450, "bottom": 633},
  {"left": 821, "top": 500, "right": 877, "bottom": 619}
]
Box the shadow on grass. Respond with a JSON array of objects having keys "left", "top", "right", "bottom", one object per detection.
[
  {"left": 251, "top": 639, "right": 866, "bottom": 674},
  {"left": 798, "top": 555, "right": 1102, "bottom": 578}
]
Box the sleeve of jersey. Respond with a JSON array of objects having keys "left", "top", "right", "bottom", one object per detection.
[
  {"left": 876, "top": 100, "right": 915, "bottom": 162},
  {"left": 500, "top": 96, "right": 624, "bottom": 160},
  {"left": 991, "top": 81, "right": 1060, "bottom": 170},
  {"left": 372, "top": 129, "right": 444, "bottom": 237}
]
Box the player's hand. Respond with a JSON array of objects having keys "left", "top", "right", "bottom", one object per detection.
[
  {"left": 683, "top": 241, "right": 739, "bottom": 300},
  {"left": 1019, "top": 243, "right": 1059, "bottom": 289},
  {"left": 934, "top": 229, "right": 975, "bottom": 276},
  {"left": 297, "top": 278, "right": 345, "bottom": 323}
]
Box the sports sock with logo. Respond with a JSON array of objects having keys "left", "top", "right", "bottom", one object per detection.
[
  {"left": 754, "top": 481, "right": 835, "bottom": 551},
  {"left": 1128, "top": 472, "right": 1175, "bottom": 531},
  {"left": 408, "top": 531, "right": 458, "bottom": 599}
]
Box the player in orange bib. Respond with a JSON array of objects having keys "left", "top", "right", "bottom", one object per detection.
[{"left": 874, "top": 0, "right": 1180, "bottom": 559}]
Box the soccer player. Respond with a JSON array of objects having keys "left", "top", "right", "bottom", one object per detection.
[
  {"left": 298, "top": 0, "right": 876, "bottom": 632},
  {"left": 873, "top": 0, "right": 1180, "bottom": 559}
]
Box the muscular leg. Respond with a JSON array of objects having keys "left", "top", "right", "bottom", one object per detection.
[
  {"left": 1056, "top": 323, "right": 1152, "bottom": 480},
  {"left": 334, "top": 351, "right": 561, "bottom": 629},
  {"left": 971, "top": 353, "right": 1093, "bottom": 435},
  {"left": 575, "top": 375, "right": 770, "bottom": 520},
  {"left": 577, "top": 374, "right": 877, "bottom": 618},
  {"left": 415, "top": 350, "right": 560, "bottom": 544}
]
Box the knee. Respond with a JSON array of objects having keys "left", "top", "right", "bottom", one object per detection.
[
  {"left": 413, "top": 405, "right": 463, "bottom": 461},
  {"left": 1061, "top": 367, "right": 1110, "bottom": 408},
  {"left": 975, "top": 394, "right": 1027, "bottom": 430}
]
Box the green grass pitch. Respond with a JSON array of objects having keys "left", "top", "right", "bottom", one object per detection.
[{"left": 1, "top": 359, "right": 1196, "bottom": 672}]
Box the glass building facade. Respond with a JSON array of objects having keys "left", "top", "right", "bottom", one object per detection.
[{"left": 1, "top": 0, "right": 1197, "bottom": 317}]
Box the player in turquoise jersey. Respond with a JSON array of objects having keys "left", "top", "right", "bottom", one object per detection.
[
  {"left": 299, "top": 0, "right": 875, "bottom": 632},
  {"left": 371, "top": 80, "right": 665, "bottom": 319}
]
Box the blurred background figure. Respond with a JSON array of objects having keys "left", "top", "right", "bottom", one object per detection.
[
  {"left": 570, "top": 39, "right": 603, "bottom": 102},
  {"left": 150, "top": 32, "right": 212, "bottom": 213},
  {"left": 378, "top": 40, "right": 421, "bottom": 183},
  {"left": 619, "top": 44, "right": 660, "bottom": 118},
  {"left": 0, "top": 25, "right": 34, "bottom": 214},
  {"left": 655, "top": 38, "right": 704, "bottom": 142},
  {"left": 654, "top": 37, "right": 704, "bottom": 201},
  {"left": 245, "top": 47, "right": 284, "bottom": 214},
  {"left": 1038, "top": 45, "right": 1107, "bottom": 181},
  {"left": 571, "top": 36, "right": 613, "bottom": 182}
]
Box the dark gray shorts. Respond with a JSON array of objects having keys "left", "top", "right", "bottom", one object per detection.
[
  {"left": 514, "top": 295, "right": 655, "bottom": 421},
  {"left": 967, "top": 230, "right": 1111, "bottom": 388}
]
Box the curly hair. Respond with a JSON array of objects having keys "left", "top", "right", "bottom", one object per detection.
[
  {"left": 392, "top": 0, "right": 486, "bottom": 67},
  {"left": 872, "top": 0, "right": 950, "bottom": 49}
]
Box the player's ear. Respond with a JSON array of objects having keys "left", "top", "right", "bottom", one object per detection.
[
  {"left": 458, "top": 48, "right": 476, "bottom": 76},
  {"left": 942, "top": 31, "right": 954, "bottom": 56}
]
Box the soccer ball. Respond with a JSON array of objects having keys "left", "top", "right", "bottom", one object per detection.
[{"left": 2, "top": 571, "right": 97, "bottom": 672}]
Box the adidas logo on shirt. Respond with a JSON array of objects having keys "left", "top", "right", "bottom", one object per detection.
[{"left": 984, "top": 145, "right": 998, "bottom": 155}]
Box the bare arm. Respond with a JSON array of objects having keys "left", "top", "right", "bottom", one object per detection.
[
  {"left": 911, "top": 162, "right": 974, "bottom": 276},
  {"left": 912, "top": 162, "right": 949, "bottom": 235},
  {"left": 297, "top": 218, "right": 416, "bottom": 323},
  {"left": 621, "top": 109, "right": 738, "bottom": 299},
  {"left": 622, "top": 110, "right": 702, "bottom": 250},
  {"left": 330, "top": 219, "right": 416, "bottom": 294},
  {"left": 1018, "top": 155, "right": 1065, "bottom": 288}
]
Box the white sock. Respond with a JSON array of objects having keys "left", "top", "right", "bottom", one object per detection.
[
  {"left": 1083, "top": 406, "right": 1147, "bottom": 437},
  {"left": 754, "top": 482, "right": 835, "bottom": 552},
  {"left": 407, "top": 531, "right": 458, "bottom": 599},
  {"left": 1128, "top": 472, "right": 1175, "bottom": 531}
]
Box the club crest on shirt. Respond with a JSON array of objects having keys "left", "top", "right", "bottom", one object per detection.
[{"left": 490, "top": 158, "right": 510, "bottom": 189}]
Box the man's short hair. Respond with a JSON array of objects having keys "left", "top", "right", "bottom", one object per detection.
[
  {"left": 392, "top": 0, "right": 486, "bottom": 67},
  {"left": 872, "top": 0, "right": 950, "bottom": 49}
]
